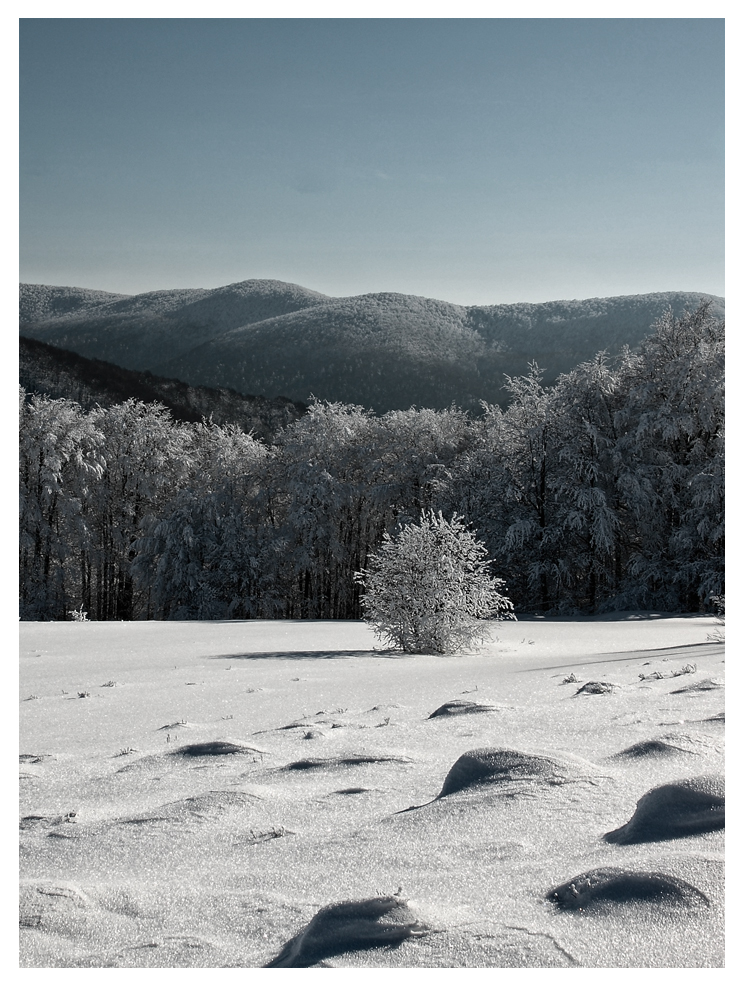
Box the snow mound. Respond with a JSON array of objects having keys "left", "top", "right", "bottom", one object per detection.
[
  {"left": 546, "top": 866, "right": 709, "bottom": 911},
  {"left": 603, "top": 774, "right": 725, "bottom": 844},
  {"left": 264, "top": 894, "right": 428, "bottom": 967},
  {"left": 437, "top": 747, "right": 591, "bottom": 799}
]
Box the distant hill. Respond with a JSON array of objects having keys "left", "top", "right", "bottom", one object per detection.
[
  {"left": 20, "top": 279, "right": 724, "bottom": 412},
  {"left": 19, "top": 283, "right": 131, "bottom": 323},
  {"left": 19, "top": 335, "right": 306, "bottom": 441}
]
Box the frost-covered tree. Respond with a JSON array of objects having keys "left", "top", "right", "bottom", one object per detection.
[
  {"left": 87, "top": 400, "right": 192, "bottom": 619},
  {"left": 550, "top": 353, "right": 625, "bottom": 610},
  {"left": 19, "top": 388, "right": 105, "bottom": 619},
  {"left": 267, "top": 401, "right": 472, "bottom": 619},
  {"left": 133, "top": 421, "right": 274, "bottom": 619},
  {"left": 497, "top": 363, "right": 566, "bottom": 610},
  {"left": 613, "top": 303, "right": 724, "bottom": 609},
  {"left": 356, "top": 510, "right": 514, "bottom": 654},
  {"left": 269, "top": 400, "right": 391, "bottom": 619}
]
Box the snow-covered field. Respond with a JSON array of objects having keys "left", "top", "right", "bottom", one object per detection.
[{"left": 19, "top": 615, "right": 725, "bottom": 969}]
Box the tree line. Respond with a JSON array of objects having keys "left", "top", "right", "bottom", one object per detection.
[{"left": 19, "top": 305, "right": 724, "bottom": 622}]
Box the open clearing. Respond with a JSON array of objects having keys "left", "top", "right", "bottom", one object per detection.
[{"left": 19, "top": 614, "right": 724, "bottom": 968}]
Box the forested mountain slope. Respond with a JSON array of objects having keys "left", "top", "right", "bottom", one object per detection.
[
  {"left": 20, "top": 280, "right": 724, "bottom": 412},
  {"left": 20, "top": 305, "right": 723, "bottom": 621},
  {"left": 158, "top": 292, "right": 484, "bottom": 412},
  {"left": 20, "top": 279, "right": 330, "bottom": 376},
  {"left": 19, "top": 284, "right": 130, "bottom": 323},
  {"left": 20, "top": 335, "right": 306, "bottom": 441}
]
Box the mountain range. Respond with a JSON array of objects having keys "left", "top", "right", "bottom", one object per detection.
[{"left": 20, "top": 280, "right": 724, "bottom": 413}]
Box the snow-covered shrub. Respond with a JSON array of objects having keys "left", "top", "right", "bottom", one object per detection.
[{"left": 356, "top": 510, "right": 515, "bottom": 654}]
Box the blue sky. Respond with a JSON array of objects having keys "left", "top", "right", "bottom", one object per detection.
[{"left": 19, "top": 17, "right": 724, "bottom": 304}]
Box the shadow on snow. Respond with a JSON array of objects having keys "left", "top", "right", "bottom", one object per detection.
[
  {"left": 519, "top": 641, "right": 723, "bottom": 674},
  {"left": 210, "top": 649, "right": 401, "bottom": 662}
]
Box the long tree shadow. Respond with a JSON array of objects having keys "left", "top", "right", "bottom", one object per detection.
[
  {"left": 210, "top": 650, "right": 401, "bottom": 661},
  {"left": 520, "top": 641, "right": 723, "bottom": 674}
]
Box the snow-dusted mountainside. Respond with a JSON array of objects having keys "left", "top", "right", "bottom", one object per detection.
[
  {"left": 19, "top": 284, "right": 131, "bottom": 323},
  {"left": 19, "top": 280, "right": 724, "bottom": 412},
  {"left": 19, "top": 335, "right": 306, "bottom": 441},
  {"left": 19, "top": 280, "right": 330, "bottom": 378}
]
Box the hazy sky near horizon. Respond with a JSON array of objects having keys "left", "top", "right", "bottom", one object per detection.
[{"left": 20, "top": 17, "right": 724, "bottom": 305}]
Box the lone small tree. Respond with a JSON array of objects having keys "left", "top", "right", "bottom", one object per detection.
[{"left": 355, "top": 510, "right": 515, "bottom": 654}]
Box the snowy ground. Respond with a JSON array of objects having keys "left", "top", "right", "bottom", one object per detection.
[{"left": 19, "top": 614, "right": 725, "bottom": 970}]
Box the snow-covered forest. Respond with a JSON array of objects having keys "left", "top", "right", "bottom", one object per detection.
[{"left": 19, "top": 305, "right": 724, "bottom": 622}]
